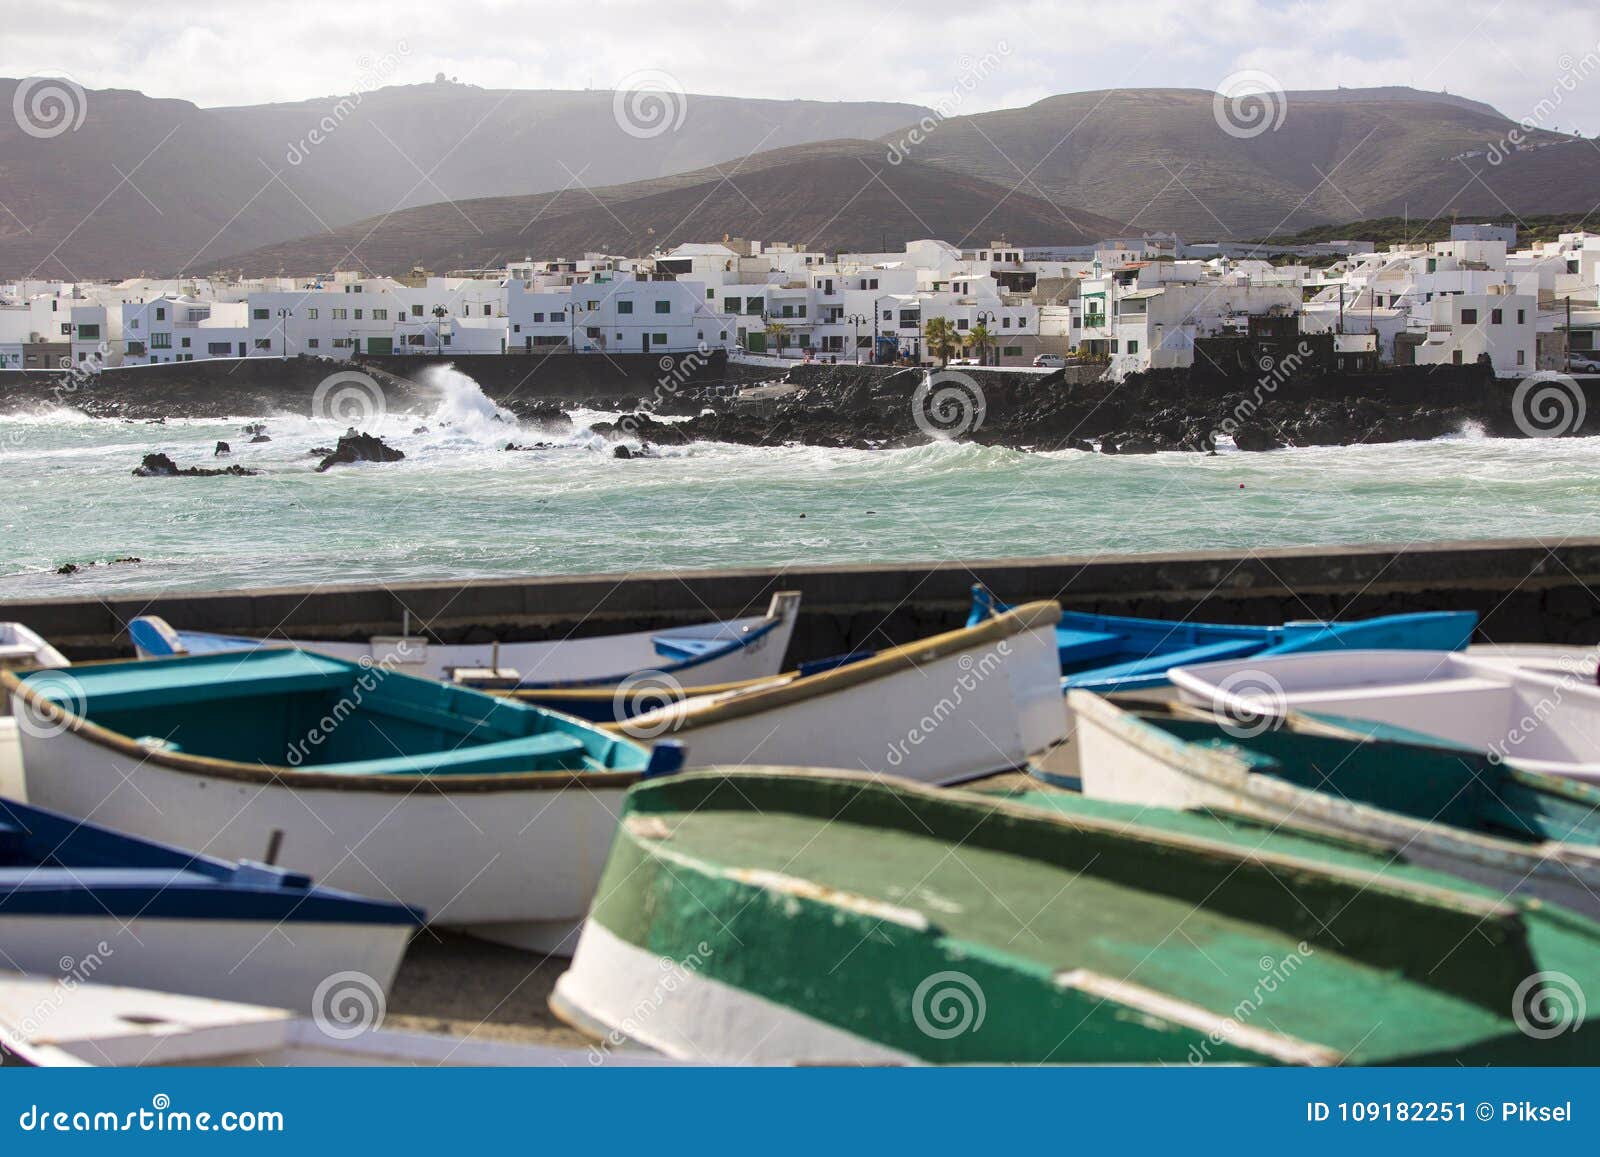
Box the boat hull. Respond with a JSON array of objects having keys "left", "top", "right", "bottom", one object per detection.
[
  {"left": 0, "top": 916, "right": 411, "bottom": 1016},
  {"left": 620, "top": 605, "right": 1067, "bottom": 784},
  {"left": 14, "top": 719, "right": 635, "bottom": 950}
]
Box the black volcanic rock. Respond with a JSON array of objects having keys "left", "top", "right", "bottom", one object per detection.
[
  {"left": 133, "top": 452, "right": 257, "bottom": 477},
  {"left": 315, "top": 432, "right": 405, "bottom": 472}
]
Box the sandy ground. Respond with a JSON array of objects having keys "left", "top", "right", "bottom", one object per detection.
[{"left": 380, "top": 769, "right": 1063, "bottom": 1045}]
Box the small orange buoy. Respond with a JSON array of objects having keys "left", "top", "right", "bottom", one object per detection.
[{"left": 1239, "top": 483, "right": 1245, "bottom": 489}]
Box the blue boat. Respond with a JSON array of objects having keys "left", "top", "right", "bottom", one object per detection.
[
  {"left": 0, "top": 795, "right": 420, "bottom": 1014},
  {"left": 4, "top": 648, "right": 682, "bottom": 954},
  {"left": 967, "top": 584, "right": 1476, "bottom": 693}
]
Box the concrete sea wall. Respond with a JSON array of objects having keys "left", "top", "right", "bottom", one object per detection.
[{"left": 7, "top": 538, "right": 1596, "bottom": 661}]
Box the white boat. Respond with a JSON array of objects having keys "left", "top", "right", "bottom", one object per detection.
[
  {"left": 0, "top": 717, "right": 22, "bottom": 801},
  {"left": 1465, "top": 642, "right": 1597, "bottom": 679},
  {"left": 615, "top": 601, "right": 1068, "bottom": 784},
  {"left": 127, "top": 591, "right": 802, "bottom": 689},
  {"left": 0, "top": 796, "right": 421, "bottom": 1015},
  {"left": 0, "top": 976, "right": 694, "bottom": 1067},
  {"left": 0, "top": 623, "right": 68, "bottom": 674},
  {"left": 4, "top": 649, "right": 678, "bottom": 957},
  {"left": 1069, "top": 689, "right": 1600, "bottom": 918},
  {"left": 1168, "top": 649, "right": 1600, "bottom": 782}
]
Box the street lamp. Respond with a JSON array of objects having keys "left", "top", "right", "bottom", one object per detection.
[
  {"left": 845, "top": 313, "right": 867, "bottom": 363},
  {"left": 276, "top": 308, "right": 292, "bottom": 359},
  {"left": 975, "top": 309, "right": 996, "bottom": 366}
]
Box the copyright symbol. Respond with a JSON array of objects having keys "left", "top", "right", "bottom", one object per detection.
[{"left": 1476, "top": 1102, "right": 1494, "bottom": 1122}]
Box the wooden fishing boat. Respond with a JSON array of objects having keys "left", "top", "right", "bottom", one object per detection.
[
  {"left": 1069, "top": 689, "right": 1600, "bottom": 918},
  {"left": 606, "top": 601, "right": 1067, "bottom": 784},
  {"left": 4, "top": 649, "right": 681, "bottom": 955},
  {"left": 127, "top": 591, "right": 802, "bottom": 689},
  {"left": 967, "top": 584, "right": 1477, "bottom": 692},
  {"left": 0, "top": 796, "right": 420, "bottom": 1015},
  {"left": 552, "top": 767, "right": 1600, "bottom": 1064},
  {"left": 0, "top": 623, "right": 68, "bottom": 674},
  {"left": 0, "top": 977, "right": 696, "bottom": 1067},
  {"left": 1169, "top": 649, "right": 1600, "bottom": 782}
]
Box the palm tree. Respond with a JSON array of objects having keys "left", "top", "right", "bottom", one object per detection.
[
  {"left": 964, "top": 323, "right": 996, "bottom": 367},
  {"left": 763, "top": 319, "right": 788, "bottom": 357},
  {"left": 923, "top": 316, "right": 961, "bottom": 366}
]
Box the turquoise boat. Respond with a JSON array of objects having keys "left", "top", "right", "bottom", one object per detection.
[
  {"left": 552, "top": 767, "right": 1600, "bottom": 1065},
  {"left": 1068, "top": 689, "right": 1600, "bottom": 921},
  {"left": 967, "top": 584, "right": 1477, "bottom": 693},
  {"left": 5, "top": 649, "right": 681, "bottom": 953}
]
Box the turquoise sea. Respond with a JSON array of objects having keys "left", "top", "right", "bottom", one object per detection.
[{"left": 2, "top": 367, "right": 1598, "bottom": 598}]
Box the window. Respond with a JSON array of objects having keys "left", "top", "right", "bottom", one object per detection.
[
  {"left": 1461, "top": 308, "right": 1478, "bottom": 324},
  {"left": 208, "top": 342, "right": 232, "bottom": 356},
  {"left": 882, "top": 310, "right": 892, "bottom": 321},
  {"left": 618, "top": 301, "right": 633, "bottom": 314},
  {"left": 720, "top": 331, "right": 727, "bottom": 340},
  {"left": 306, "top": 308, "right": 318, "bottom": 319},
  {"left": 411, "top": 304, "right": 423, "bottom": 317},
  {"left": 60, "top": 323, "right": 70, "bottom": 336},
  {"left": 551, "top": 311, "right": 564, "bottom": 322},
  {"left": 332, "top": 308, "right": 348, "bottom": 320},
  {"left": 616, "top": 333, "right": 624, "bottom": 341},
  {"left": 155, "top": 307, "right": 165, "bottom": 321},
  {"left": 723, "top": 298, "right": 740, "bottom": 313},
  {"left": 1127, "top": 340, "right": 1139, "bottom": 354},
  {"left": 1491, "top": 309, "right": 1503, "bottom": 325},
  {"left": 655, "top": 300, "right": 671, "bottom": 314},
  {"left": 1518, "top": 309, "right": 1527, "bottom": 324},
  {"left": 483, "top": 305, "right": 492, "bottom": 316},
  {"left": 957, "top": 318, "right": 969, "bottom": 330},
  {"left": 335, "top": 338, "right": 354, "bottom": 348},
  {"left": 1003, "top": 346, "right": 1022, "bottom": 357},
  {"left": 151, "top": 333, "right": 171, "bottom": 349},
  {"left": 706, "top": 288, "right": 715, "bottom": 299},
  {"left": 253, "top": 338, "right": 271, "bottom": 350},
  {"left": 746, "top": 297, "right": 762, "bottom": 314},
  {"left": 532, "top": 313, "right": 544, "bottom": 323},
  {"left": 125, "top": 341, "right": 146, "bottom": 356},
  {"left": 652, "top": 333, "right": 668, "bottom": 345},
  {"left": 129, "top": 319, "right": 139, "bottom": 330},
  {"left": 307, "top": 338, "right": 320, "bottom": 349},
  {"left": 77, "top": 324, "right": 99, "bottom": 339},
  {"left": 1110, "top": 340, "right": 1119, "bottom": 353},
  {"left": 372, "top": 309, "right": 387, "bottom": 320},
  {"left": 1002, "top": 316, "right": 1011, "bottom": 328},
  {"left": 354, "top": 309, "right": 363, "bottom": 320},
  {"left": 1518, "top": 349, "right": 1527, "bottom": 365},
  {"left": 180, "top": 337, "right": 190, "bottom": 348},
  {"left": 252, "top": 308, "right": 269, "bottom": 320}
]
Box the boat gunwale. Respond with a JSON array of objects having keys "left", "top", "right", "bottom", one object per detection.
[
  {"left": 608, "top": 600, "right": 1063, "bottom": 736},
  {"left": 0, "top": 667, "right": 653, "bottom": 795}
]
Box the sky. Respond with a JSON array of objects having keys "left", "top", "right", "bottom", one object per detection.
[{"left": 4, "top": 0, "right": 1600, "bottom": 132}]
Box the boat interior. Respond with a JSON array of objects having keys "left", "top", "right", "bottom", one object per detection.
[{"left": 13, "top": 650, "right": 651, "bottom": 775}]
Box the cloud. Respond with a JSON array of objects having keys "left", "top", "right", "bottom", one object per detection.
[{"left": 0, "top": 0, "right": 1597, "bottom": 133}]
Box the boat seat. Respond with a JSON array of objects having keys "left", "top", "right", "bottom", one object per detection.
[
  {"left": 1063, "top": 638, "right": 1268, "bottom": 692},
  {"left": 652, "top": 635, "right": 736, "bottom": 663},
  {"left": 307, "top": 732, "right": 589, "bottom": 777},
  {"left": 1053, "top": 628, "right": 1126, "bottom": 667},
  {"left": 29, "top": 650, "right": 350, "bottom": 714}
]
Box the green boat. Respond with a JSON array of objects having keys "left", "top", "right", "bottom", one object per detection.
[{"left": 552, "top": 767, "right": 1600, "bottom": 1065}]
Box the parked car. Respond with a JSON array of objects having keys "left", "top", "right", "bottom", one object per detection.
[{"left": 1033, "top": 354, "right": 1066, "bottom": 368}]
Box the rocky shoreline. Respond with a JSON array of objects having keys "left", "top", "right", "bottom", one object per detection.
[{"left": 3, "top": 357, "right": 1583, "bottom": 453}]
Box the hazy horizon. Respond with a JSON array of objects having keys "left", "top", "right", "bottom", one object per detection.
[{"left": 3, "top": 0, "right": 1599, "bottom": 132}]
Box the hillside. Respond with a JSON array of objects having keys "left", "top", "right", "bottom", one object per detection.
[
  {"left": 894, "top": 87, "right": 1598, "bottom": 239},
  {"left": 212, "top": 141, "right": 1130, "bottom": 275},
  {"left": 0, "top": 79, "right": 931, "bottom": 277}
]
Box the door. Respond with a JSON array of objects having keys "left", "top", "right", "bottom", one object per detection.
[
  {"left": 642, "top": 334, "right": 650, "bottom": 353},
  {"left": 367, "top": 337, "right": 392, "bottom": 355}
]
